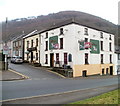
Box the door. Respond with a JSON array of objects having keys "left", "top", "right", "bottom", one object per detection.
[
  {"left": 82, "top": 70, "right": 87, "bottom": 77},
  {"left": 64, "top": 53, "right": 68, "bottom": 64},
  {"left": 110, "top": 66, "right": 113, "bottom": 75},
  {"left": 50, "top": 53, "right": 54, "bottom": 67},
  {"left": 31, "top": 52, "right": 33, "bottom": 62}
]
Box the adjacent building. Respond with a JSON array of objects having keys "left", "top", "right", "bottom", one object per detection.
[{"left": 24, "top": 31, "right": 40, "bottom": 63}]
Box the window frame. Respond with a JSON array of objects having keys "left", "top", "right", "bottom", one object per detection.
[
  {"left": 84, "top": 28, "right": 88, "bottom": 35},
  {"left": 60, "top": 38, "right": 63, "bottom": 49}
]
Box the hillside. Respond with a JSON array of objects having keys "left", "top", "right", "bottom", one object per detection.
[{"left": 2, "top": 11, "right": 118, "bottom": 43}]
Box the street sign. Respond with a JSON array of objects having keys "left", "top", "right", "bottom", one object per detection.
[{"left": 3, "top": 45, "right": 9, "bottom": 55}]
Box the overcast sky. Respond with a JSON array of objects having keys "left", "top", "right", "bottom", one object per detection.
[{"left": 0, "top": 0, "right": 119, "bottom": 24}]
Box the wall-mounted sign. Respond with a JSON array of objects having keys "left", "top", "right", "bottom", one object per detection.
[
  {"left": 79, "top": 41, "right": 91, "bottom": 50},
  {"left": 49, "top": 36, "right": 59, "bottom": 50},
  {"left": 79, "top": 41, "right": 84, "bottom": 50},
  {"left": 90, "top": 39, "right": 100, "bottom": 54}
]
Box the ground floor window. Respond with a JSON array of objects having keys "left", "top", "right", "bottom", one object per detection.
[
  {"left": 36, "top": 53, "right": 38, "bottom": 60},
  {"left": 27, "top": 54, "right": 29, "bottom": 61},
  {"left": 64, "top": 53, "right": 67, "bottom": 64},
  {"left": 56, "top": 53, "right": 59, "bottom": 64},
  {"left": 68, "top": 54, "right": 72, "bottom": 62},
  {"left": 106, "top": 68, "right": 109, "bottom": 75},
  {"left": 45, "top": 54, "right": 48, "bottom": 64},
  {"left": 102, "top": 69, "right": 104, "bottom": 75},
  {"left": 85, "top": 53, "right": 89, "bottom": 64}
]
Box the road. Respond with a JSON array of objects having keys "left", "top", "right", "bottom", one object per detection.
[{"left": 2, "top": 63, "right": 119, "bottom": 102}]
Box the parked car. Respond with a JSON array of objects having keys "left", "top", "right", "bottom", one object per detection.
[{"left": 11, "top": 56, "right": 23, "bottom": 64}]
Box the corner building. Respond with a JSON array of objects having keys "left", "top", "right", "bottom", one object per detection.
[{"left": 40, "top": 21, "right": 115, "bottom": 77}]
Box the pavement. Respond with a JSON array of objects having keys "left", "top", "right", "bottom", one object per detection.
[{"left": 0, "top": 69, "right": 29, "bottom": 81}]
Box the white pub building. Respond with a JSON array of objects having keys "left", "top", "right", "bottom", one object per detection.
[{"left": 24, "top": 20, "right": 115, "bottom": 77}]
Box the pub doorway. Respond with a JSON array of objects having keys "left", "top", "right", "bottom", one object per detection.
[{"left": 50, "top": 53, "right": 54, "bottom": 67}]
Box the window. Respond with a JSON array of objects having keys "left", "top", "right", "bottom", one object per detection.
[
  {"left": 100, "top": 41, "right": 103, "bottom": 51},
  {"left": 27, "top": 41, "right": 29, "bottom": 48},
  {"left": 27, "top": 54, "right": 29, "bottom": 60},
  {"left": 56, "top": 53, "right": 59, "bottom": 64},
  {"left": 45, "top": 54, "right": 48, "bottom": 64},
  {"left": 60, "top": 28, "right": 63, "bottom": 35},
  {"left": 19, "top": 40, "right": 21, "bottom": 47},
  {"left": 85, "top": 53, "right": 89, "bottom": 64},
  {"left": 64, "top": 53, "right": 67, "bottom": 64},
  {"left": 84, "top": 28, "right": 88, "bottom": 35},
  {"left": 118, "top": 54, "right": 120, "bottom": 60},
  {"left": 68, "top": 54, "right": 72, "bottom": 62},
  {"left": 100, "top": 32, "right": 103, "bottom": 38},
  {"left": 31, "top": 40, "right": 33, "bottom": 47},
  {"left": 106, "top": 68, "right": 109, "bottom": 75},
  {"left": 45, "top": 41, "right": 48, "bottom": 51},
  {"left": 102, "top": 69, "right": 104, "bottom": 75},
  {"left": 85, "top": 38, "right": 88, "bottom": 42},
  {"left": 109, "top": 43, "right": 112, "bottom": 51},
  {"left": 36, "top": 38, "right": 38, "bottom": 47},
  {"left": 101, "top": 54, "right": 103, "bottom": 64},
  {"left": 109, "top": 35, "right": 112, "bottom": 40},
  {"left": 110, "top": 54, "right": 112, "bottom": 63},
  {"left": 36, "top": 53, "right": 38, "bottom": 60},
  {"left": 60, "top": 38, "right": 63, "bottom": 49},
  {"left": 16, "top": 41, "right": 18, "bottom": 47},
  {"left": 13, "top": 42, "right": 15, "bottom": 47},
  {"left": 46, "top": 32, "right": 48, "bottom": 38}
]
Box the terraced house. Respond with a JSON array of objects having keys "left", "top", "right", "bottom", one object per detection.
[
  {"left": 24, "top": 31, "right": 40, "bottom": 64},
  {"left": 24, "top": 20, "right": 115, "bottom": 77}
]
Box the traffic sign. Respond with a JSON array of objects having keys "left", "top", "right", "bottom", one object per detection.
[{"left": 3, "top": 45, "right": 9, "bottom": 55}]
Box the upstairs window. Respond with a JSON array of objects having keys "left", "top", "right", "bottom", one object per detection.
[
  {"left": 101, "top": 54, "right": 104, "bottom": 64},
  {"left": 118, "top": 54, "right": 120, "bottom": 60},
  {"left": 100, "top": 41, "right": 103, "bottom": 51},
  {"left": 60, "top": 28, "right": 63, "bottom": 35},
  {"left": 31, "top": 40, "right": 33, "bottom": 47},
  {"left": 84, "top": 28, "right": 88, "bottom": 35},
  {"left": 85, "top": 38, "right": 88, "bottom": 42},
  {"left": 109, "top": 35, "right": 112, "bottom": 40},
  {"left": 45, "top": 41, "right": 48, "bottom": 51},
  {"left": 36, "top": 38, "right": 38, "bottom": 47},
  {"left": 46, "top": 32, "right": 48, "bottom": 38},
  {"left": 100, "top": 32, "right": 103, "bottom": 38},
  {"left": 109, "top": 42, "right": 112, "bottom": 51},
  {"left": 19, "top": 40, "right": 21, "bottom": 47},
  {"left": 60, "top": 38, "right": 63, "bottom": 49},
  {"left": 110, "top": 54, "right": 112, "bottom": 63},
  {"left": 27, "top": 41, "right": 29, "bottom": 48}
]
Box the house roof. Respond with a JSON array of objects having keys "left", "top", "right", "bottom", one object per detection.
[{"left": 24, "top": 18, "right": 115, "bottom": 39}]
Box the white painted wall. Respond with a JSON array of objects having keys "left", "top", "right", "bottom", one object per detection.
[{"left": 40, "top": 23, "right": 115, "bottom": 68}]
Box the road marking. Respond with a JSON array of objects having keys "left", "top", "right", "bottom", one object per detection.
[
  {"left": 1, "top": 84, "right": 118, "bottom": 103},
  {"left": 9, "top": 69, "right": 29, "bottom": 79}
]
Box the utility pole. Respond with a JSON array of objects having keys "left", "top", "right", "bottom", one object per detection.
[{"left": 3, "top": 18, "right": 8, "bottom": 71}]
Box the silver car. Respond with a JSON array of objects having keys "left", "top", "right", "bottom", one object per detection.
[{"left": 11, "top": 56, "right": 23, "bottom": 64}]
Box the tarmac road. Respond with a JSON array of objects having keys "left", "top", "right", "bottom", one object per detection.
[{"left": 1, "top": 63, "right": 119, "bottom": 103}]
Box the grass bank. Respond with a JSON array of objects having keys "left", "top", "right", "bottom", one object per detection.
[{"left": 71, "top": 89, "right": 120, "bottom": 104}]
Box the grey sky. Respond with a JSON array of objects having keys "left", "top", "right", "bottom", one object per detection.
[{"left": 0, "top": 0, "right": 119, "bottom": 24}]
